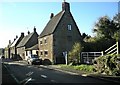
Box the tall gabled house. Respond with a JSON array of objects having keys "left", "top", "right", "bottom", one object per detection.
[
  {"left": 10, "top": 33, "right": 24, "bottom": 59},
  {"left": 17, "top": 27, "right": 38, "bottom": 60},
  {"left": 38, "top": 2, "right": 82, "bottom": 64},
  {"left": 4, "top": 40, "right": 12, "bottom": 59}
]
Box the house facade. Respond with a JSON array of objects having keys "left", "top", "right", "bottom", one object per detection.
[
  {"left": 38, "top": 2, "right": 82, "bottom": 64},
  {"left": 4, "top": 33, "right": 24, "bottom": 59},
  {"left": 17, "top": 27, "right": 38, "bottom": 60},
  {"left": 10, "top": 33, "right": 24, "bottom": 59},
  {"left": 25, "top": 44, "right": 39, "bottom": 58}
]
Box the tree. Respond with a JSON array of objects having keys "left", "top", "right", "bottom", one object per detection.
[
  {"left": 81, "top": 33, "right": 91, "bottom": 42},
  {"left": 93, "top": 16, "right": 113, "bottom": 39},
  {"left": 68, "top": 42, "right": 83, "bottom": 65},
  {"left": 93, "top": 14, "right": 120, "bottom": 40},
  {"left": 112, "top": 13, "right": 120, "bottom": 41}
]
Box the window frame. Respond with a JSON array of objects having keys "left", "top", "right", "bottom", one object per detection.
[
  {"left": 44, "top": 51, "right": 48, "bottom": 56},
  {"left": 67, "top": 24, "right": 72, "bottom": 31}
]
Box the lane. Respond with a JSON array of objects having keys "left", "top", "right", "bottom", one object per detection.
[
  {"left": 5, "top": 63, "right": 52, "bottom": 84},
  {"left": 4, "top": 61, "right": 110, "bottom": 84}
]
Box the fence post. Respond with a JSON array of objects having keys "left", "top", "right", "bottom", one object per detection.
[
  {"left": 81, "top": 52, "right": 82, "bottom": 63},
  {"left": 101, "top": 51, "right": 104, "bottom": 56},
  {"left": 117, "top": 41, "right": 119, "bottom": 55}
]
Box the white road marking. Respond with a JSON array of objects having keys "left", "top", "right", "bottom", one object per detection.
[
  {"left": 82, "top": 74, "right": 87, "bottom": 77},
  {"left": 41, "top": 75, "right": 47, "bottom": 78},
  {"left": 3, "top": 64, "right": 20, "bottom": 84},
  {"left": 51, "top": 80, "right": 57, "bottom": 83},
  {"left": 8, "top": 62, "right": 25, "bottom": 66},
  {"left": 26, "top": 72, "right": 33, "bottom": 76},
  {"left": 20, "top": 77, "right": 35, "bottom": 84}
]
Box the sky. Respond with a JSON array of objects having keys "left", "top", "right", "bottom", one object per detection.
[{"left": 0, "top": 0, "right": 119, "bottom": 48}]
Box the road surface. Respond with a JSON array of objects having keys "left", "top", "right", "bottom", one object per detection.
[{"left": 2, "top": 61, "right": 112, "bottom": 84}]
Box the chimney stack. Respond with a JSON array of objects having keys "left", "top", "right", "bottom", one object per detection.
[
  {"left": 34, "top": 26, "right": 36, "bottom": 32},
  {"left": 62, "top": 1, "right": 70, "bottom": 11},
  {"left": 21, "top": 32, "right": 24, "bottom": 37},
  {"left": 28, "top": 31, "right": 30, "bottom": 34},
  {"left": 16, "top": 35, "right": 18, "bottom": 39},
  {"left": 14, "top": 38, "right": 16, "bottom": 41},
  {"left": 9, "top": 40, "right": 11, "bottom": 44},
  {"left": 50, "top": 13, "right": 54, "bottom": 19}
]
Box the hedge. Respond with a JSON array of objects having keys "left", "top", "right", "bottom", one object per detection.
[{"left": 94, "top": 54, "right": 120, "bottom": 76}]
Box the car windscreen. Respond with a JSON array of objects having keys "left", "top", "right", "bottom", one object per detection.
[{"left": 31, "top": 55, "right": 38, "bottom": 58}]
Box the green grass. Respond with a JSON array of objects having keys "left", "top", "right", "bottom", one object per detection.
[{"left": 58, "top": 64, "right": 94, "bottom": 73}]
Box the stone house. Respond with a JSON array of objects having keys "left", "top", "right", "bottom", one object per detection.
[
  {"left": 10, "top": 33, "right": 24, "bottom": 59},
  {"left": 4, "top": 40, "right": 11, "bottom": 59},
  {"left": 17, "top": 27, "right": 38, "bottom": 60},
  {"left": 25, "top": 44, "right": 39, "bottom": 58},
  {"left": 38, "top": 2, "right": 82, "bottom": 64}
]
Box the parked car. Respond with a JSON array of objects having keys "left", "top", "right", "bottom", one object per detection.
[
  {"left": 0, "top": 55, "right": 5, "bottom": 59},
  {"left": 27, "top": 55, "right": 42, "bottom": 65}
]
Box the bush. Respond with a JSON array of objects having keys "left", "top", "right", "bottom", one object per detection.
[
  {"left": 73, "top": 65, "right": 94, "bottom": 72},
  {"left": 60, "top": 64, "right": 94, "bottom": 72},
  {"left": 68, "top": 42, "right": 83, "bottom": 65},
  {"left": 94, "top": 54, "right": 120, "bottom": 76}
]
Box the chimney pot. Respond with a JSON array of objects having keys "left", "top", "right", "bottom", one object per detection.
[
  {"left": 21, "top": 32, "right": 24, "bottom": 37},
  {"left": 9, "top": 40, "right": 11, "bottom": 44},
  {"left": 50, "top": 13, "right": 54, "bottom": 19},
  {"left": 34, "top": 26, "right": 36, "bottom": 32},
  {"left": 16, "top": 35, "right": 18, "bottom": 39},
  {"left": 14, "top": 38, "right": 16, "bottom": 41},
  {"left": 28, "top": 31, "right": 30, "bottom": 34},
  {"left": 62, "top": 2, "right": 70, "bottom": 11}
]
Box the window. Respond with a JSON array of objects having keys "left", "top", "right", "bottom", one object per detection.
[
  {"left": 26, "top": 51, "right": 28, "bottom": 56},
  {"left": 68, "top": 24, "right": 72, "bottom": 31},
  {"left": 44, "top": 51, "right": 48, "bottom": 56},
  {"left": 40, "top": 52, "right": 43, "bottom": 55},
  {"left": 67, "top": 36, "right": 72, "bottom": 41},
  {"left": 44, "top": 37, "right": 47, "bottom": 44},
  {"left": 44, "top": 39, "right": 47, "bottom": 44},
  {"left": 40, "top": 41, "right": 42, "bottom": 45}
]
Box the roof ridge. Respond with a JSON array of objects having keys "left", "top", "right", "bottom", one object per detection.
[
  {"left": 17, "top": 32, "right": 35, "bottom": 47},
  {"left": 39, "top": 11, "right": 65, "bottom": 38}
]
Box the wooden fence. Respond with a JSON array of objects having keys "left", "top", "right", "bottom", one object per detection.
[{"left": 81, "top": 41, "right": 119, "bottom": 64}]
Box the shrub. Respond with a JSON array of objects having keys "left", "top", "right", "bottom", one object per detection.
[
  {"left": 94, "top": 54, "right": 120, "bottom": 76},
  {"left": 60, "top": 64, "right": 94, "bottom": 72},
  {"left": 73, "top": 65, "right": 94, "bottom": 72},
  {"left": 68, "top": 42, "right": 83, "bottom": 65}
]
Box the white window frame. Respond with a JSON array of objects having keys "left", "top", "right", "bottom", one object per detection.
[
  {"left": 40, "top": 50, "right": 43, "bottom": 55},
  {"left": 40, "top": 39, "right": 43, "bottom": 45},
  {"left": 68, "top": 24, "right": 72, "bottom": 31},
  {"left": 44, "top": 50, "right": 48, "bottom": 56}
]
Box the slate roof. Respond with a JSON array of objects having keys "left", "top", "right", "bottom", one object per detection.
[
  {"left": 17, "top": 32, "right": 34, "bottom": 48},
  {"left": 10, "top": 38, "right": 19, "bottom": 47},
  {"left": 25, "top": 44, "right": 38, "bottom": 51},
  {"left": 39, "top": 11, "right": 65, "bottom": 38}
]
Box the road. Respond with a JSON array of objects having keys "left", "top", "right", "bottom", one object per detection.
[{"left": 2, "top": 60, "right": 112, "bottom": 84}]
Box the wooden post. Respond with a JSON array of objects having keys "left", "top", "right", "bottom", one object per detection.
[
  {"left": 101, "top": 51, "right": 104, "bottom": 56},
  {"left": 117, "top": 41, "right": 119, "bottom": 55}
]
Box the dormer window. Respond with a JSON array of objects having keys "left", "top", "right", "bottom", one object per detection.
[{"left": 68, "top": 24, "right": 72, "bottom": 31}]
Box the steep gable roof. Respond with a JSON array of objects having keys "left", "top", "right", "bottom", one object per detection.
[
  {"left": 10, "top": 37, "right": 19, "bottom": 47},
  {"left": 17, "top": 32, "right": 34, "bottom": 48},
  {"left": 25, "top": 44, "right": 38, "bottom": 51},
  {"left": 39, "top": 11, "right": 65, "bottom": 38}
]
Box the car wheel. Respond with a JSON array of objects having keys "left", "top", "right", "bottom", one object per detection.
[{"left": 30, "top": 62, "right": 33, "bottom": 65}]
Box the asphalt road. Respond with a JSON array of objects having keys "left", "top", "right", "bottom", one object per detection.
[{"left": 3, "top": 61, "right": 112, "bottom": 84}]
